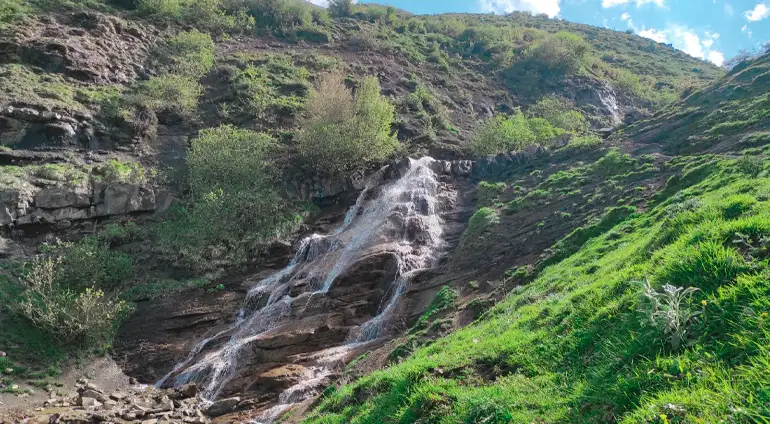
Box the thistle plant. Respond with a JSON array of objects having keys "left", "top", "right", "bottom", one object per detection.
[{"left": 638, "top": 277, "right": 701, "bottom": 351}]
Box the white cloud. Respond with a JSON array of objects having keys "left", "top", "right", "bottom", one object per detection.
[
  {"left": 638, "top": 27, "right": 668, "bottom": 43},
  {"left": 601, "top": 0, "right": 665, "bottom": 8},
  {"left": 478, "top": 0, "right": 561, "bottom": 17},
  {"left": 636, "top": 26, "right": 724, "bottom": 65},
  {"left": 708, "top": 51, "right": 725, "bottom": 66},
  {"left": 305, "top": 0, "right": 358, "bottom": 6},
  {"left": 745, "top": 3, "right": 770, "bottom": 21},
  {"left": 620, "top": 12, "right": 631, "bottom": 20},
  {"left": 725, "top": 3, "right": 735, "bottom": 15},
  {"left": 742, "top": 24, "right": 754, "bottom": 39}
]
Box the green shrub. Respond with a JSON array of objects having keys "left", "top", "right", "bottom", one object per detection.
[
  {"left": 296, "top": 74, "right": 398, "bottom": 177},
  {"left": 529, "top": 95, "right": 588, "bottom": 133},
  {"left": 157, "top": 125, "right": 299, "bottom": 271},
  {"left": 17, "top": 258, "right": 130, "bottom": 344},
  {"left": 49, "top": 237, "right": 135, "bottom": 293},
  {"left": 100, "top": 222, "right": 144, "bottom": 246},
  {"left": 96, "top": 159, "right": 148, "bottom": 184},
  {"left": 470, "top": 113, "right": 534, "bottom": 156},
  {"left": 524, "top": 31, "right": 588, "bottom": 75},
  {"left": 568, "top": 134, "right": 602, "bottom": 150},
  {"left": 137, "top": 0, "right": 243, "bottom": 32},
  {"left": 149, "top": 30, "right": 215, "bottom": 78},
  {"left": 128, "top": 75, "right": 203, "bottom": 116},
  {"left": 470, "top": 112, "right": 559, "bottom": 156},
  {"left": 243, "top": 0, "right": 313, "bottom": 34},
  {"left": 413, "top": 285, "right": 458, "bottom": 330},
  {"left": 528, "top": 117, "right": 561, "bottom": 140},
  {"left": 478, "top": 181, "right": 506, "bottom": 206},
  {"left": 328, "top": 0, "right": 353, "bottom": 17},
  {"left": 462, "top": 207, "right": 499, "bottom": 245},
  {"left": 736, "top": 155, "right": 764, "bottom": 176},
  {"left": 0, "top": 0, "right": 30, "bottom": 27}
]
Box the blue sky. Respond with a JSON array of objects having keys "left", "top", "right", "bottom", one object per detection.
[{"left": 311, "top": 0, "right": 770, "bottom": 66}]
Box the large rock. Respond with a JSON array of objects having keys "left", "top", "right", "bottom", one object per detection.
[
  {"left": 94, "top": 184, "right": 156, "bottom": 216},
  {"left": 256, "top": 364, "right": 310, "bottom": 392},
  {"left": 204, "top": 397, "right": 241, "bottom": 417},
  {"left": 42, "top": 122, "right": 77, "bottom": 145},
  {"left": 35, "top": 185, "right": 90, "bottom": 209}
]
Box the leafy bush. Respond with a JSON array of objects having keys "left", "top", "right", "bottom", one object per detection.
[
  {"left": 137, "top": 0, "right": 245, "bottom": 32},
  {"left": 328, "top": 0, "right": 353, "bottom": 17},
  {"left": 296, "top": 74, "right": 398, "bottom": 177},
  {"left": 478, "top": 181, "right": 506, "bottom": 206},
  {"left": 95, "top": 159, "right": 148, "bottom": 184},
  {"left": 461, "top": 207, "right": 499, "bottom": 245},
  {"left": 149, "top": 30, "right": 215, "bottom": 78},
  {"left": 568, "top": 134, "right": 602, "bottom": 150},
  {"left": 220, "top": 53, "right": 311, "bottom": 120},
  {"left": 469, "top": 112, "right": 559, "bottom": 156},
  {"left": 529, "top": 95, "right": 588, "bottom": 133},
  {"left": 17, "top": 257, "right": 131, "bottom": 344},
  {"left": 48, "top": 237, "right": 135, "bottom": 293},
  {"left": 241, "top": 0, "right": 313, "bottom": 34},
  {"left": 126, "top": 75, "right": 203, "bottom": 116},
  {"left": 157, "top": 125, "right": 299, "bottom": 271},
  {"left": 0, "top": 0, "right": 30, "bottom": 27},
  {"left": 528, "top": 117, "right": 562, "bottom": 140},
  {"left": 736, "top": 155, "right": 764, "bottom": 176},
  {"left": 524, "top": 31, "right": 588, "bottom": 75}
]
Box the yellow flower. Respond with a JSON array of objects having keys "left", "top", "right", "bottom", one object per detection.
[
  {"left": 762, "top": 312, "right": 768, "bottom": 318},
  {"left": 701, "top": 300, "right": 708, "bottom": 307}
]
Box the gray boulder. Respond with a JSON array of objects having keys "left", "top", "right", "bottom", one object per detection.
[
  {"left": 35, "top": 185, "right": 91, "bottom": 209},
  {"left": 204, "top": 397, "right": 241, "bottom": 417}
]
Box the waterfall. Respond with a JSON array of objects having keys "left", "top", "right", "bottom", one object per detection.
[
  {"left": 157, "top": 157, "right": 449, "bottom": 421},
  {"left": 598, "top": 84, "right": 622, "bottom": 126}
]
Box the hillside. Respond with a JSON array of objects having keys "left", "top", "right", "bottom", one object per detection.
[
  {"left": 3, "top": 1, "right": 768, "bottom": 424},
  {"left": 304, "top": 51, "right": 770, "bottom": 424}
]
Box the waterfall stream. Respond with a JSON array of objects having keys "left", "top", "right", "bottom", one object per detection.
[
  {"left": 157, "top": 157, "right": 449, "bottom": 422},
  {"left": 598, "top": 84, "right": 622, "bottom": 126}
]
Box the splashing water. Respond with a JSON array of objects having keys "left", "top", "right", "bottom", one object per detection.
[
  {"left": 158, "top": 157, "right": 449, "bottom": 420},
  {"left": 598, "top": 84, "right": 622, "bottom": 126}
]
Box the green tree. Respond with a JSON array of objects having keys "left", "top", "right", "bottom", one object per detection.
[
  {"left": 525, "top": 31, "right": 589, "bottom": 75},
  {"left": 157, "top": 125, "right": 298, "bottom": 271},
  {"left": 328, "top": 0, "right": 353, "bottom": 17},
  {"left": 529, "top": 95, "right": 588, "bottom": 133},
  {"left": 296, "top": 73, "right": 398, "bottom": 177},
  {"left": 469, "top": 112, "right": 536, "bottom": 156}
]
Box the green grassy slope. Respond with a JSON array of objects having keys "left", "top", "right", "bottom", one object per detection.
[
  {"left": 623, "top": 53, "right": 770, "bottom": 155},
  {"left": 303, "top": 55, "right": 770, "bottom": 424}
]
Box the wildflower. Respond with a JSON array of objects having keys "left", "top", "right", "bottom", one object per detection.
[
  {"left": 701, "top": 300, "right": 708, "bottom": 307},
  {"left": 762, "top": 312, "right": 768, "bottom": 318}
]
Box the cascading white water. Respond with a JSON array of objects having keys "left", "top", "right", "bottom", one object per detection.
[
  {"left": 158, "top": 157, "right": 449, "bottom": 422},
  {"left": 598, "top": 84, "right": 622, "bottom": 126}
]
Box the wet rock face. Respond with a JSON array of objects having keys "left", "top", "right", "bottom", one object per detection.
[{"left": 114, "top": 158, "right": 474, "bottom": 421}]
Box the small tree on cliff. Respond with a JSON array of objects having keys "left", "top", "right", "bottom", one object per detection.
[
  {"left": 328, "top": 0, "right": 354, "bottom": 18},
  {"left": 296, "top": 73, "right": 398, "bottom": 177}
]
